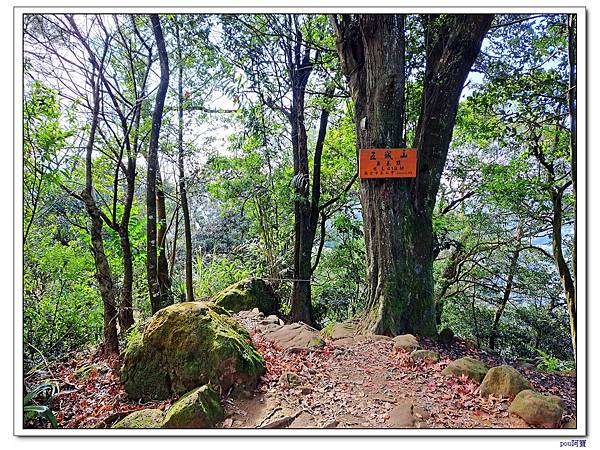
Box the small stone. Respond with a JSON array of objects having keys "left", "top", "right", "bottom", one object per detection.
[
  {"left": 261, "top": 315, "right": 280, "bottom": 325},
  {"left": 387, "top": 401, "right": 415, "bottom": 428},
  {"left": 410, "top": 349, "right": 440, "bottom": 363},
  {"left": 300, "top": 386, "right": 313, "bottom": 395},
  {"left": 392, "top": 334, "right": 420, "bottom": 351},
  {"left": 371, "top": 335, "right": 392, "bottom": 342},
  {"left": 279, "top": 371, "right": 302, "bottom": 388}
]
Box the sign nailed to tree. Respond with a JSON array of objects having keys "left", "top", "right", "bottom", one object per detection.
[{"left": 359, "top": 148, "right": 417, "bottom": 179}]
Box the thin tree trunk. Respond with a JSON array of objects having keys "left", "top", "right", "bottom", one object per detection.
[
  {"left": 332, "top": 13, "right": 492, "bottom": 336},
  {"left": 147, "top": 14, "right": 170, "bottom": 314},
  {"left": 286, "top": 17, "right": 315, "bottom": 325},
  {"left": 551, "top": 188, "right": 576, "bottom": 357},
  {"left": 567, "top": 13, "right": 577, "bottom": 302},
  {"left": 83, "top": 73, "right": 119, "bottom": 355},
  {"left": 175, "top": 20, "right": 195, "bottom": 302},
  {"left": 156, "top": 167, "right": 173, "bottom": 306},
  {"left": 435, "top": 243, "right": 464, "bottom": 326},
  {"left": 65, "top": 14, "right": 120, "bottom": 353},
  {"left": 489, "top": 224, "right": 523, "bottom": 350}
]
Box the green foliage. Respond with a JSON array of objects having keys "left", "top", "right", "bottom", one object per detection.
[
  {"left": 23, "top": 382, "right": 59, "bottom": 428},
  {"left": 24, "top": 222, "right": 104, "bottom": 365},
  {"left": 312, "top": 211, "right": 366, "bottom": 326},
  {"left": 535, "top": 349, "right": 575, "bottom": 372},
  {"left": 193, "top": 250, "right": 253, "bottom": 300}
]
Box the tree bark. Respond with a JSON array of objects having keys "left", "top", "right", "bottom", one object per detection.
[
  {"left": 567, "top": 13, "right": 577, "bottom": 309},
  {"left": 332, "top": 13, "right": 493, "bottom": 336},
  {"left": 284, "top": 16, "right": 325, "bottom": 325},
  {"left": 65, "top": 15, "right": 119, "bottom": 354},
  {"left": 551, "top": 187, "right": 576, "bottom": 357},
  {"left": 156, "top": 167, "right": 173, "bottom": 306},
  {"left": 489, "top": 224, "right": 523, "bottom": 350},
  {"left": 176, "top": 19, "right": 195, "bottom": 302},
  {"left": 148, "top": 14, "right": 170, "bottom": 314},
  {"left": 83, "top": 72, "right": 119, "bottom": 355}
]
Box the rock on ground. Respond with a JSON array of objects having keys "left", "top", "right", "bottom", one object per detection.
[
  {"left": 322, "top": 323, "right": 356, "bottom": 340},
  {"left": 508, "top": 389, "right": 564, "bottom": 428},
  {"left": 212, "top": 278, "right": 277, "bottom": 315},
  {"left": 410, "top": 349, "right": 439, "bottom": 363},
  {"left": 392, "top": 334, "right": 421, "bottom": 351},
  {"left": 121, "top": 302, "right": 264, "bottom": 401},
  {"left": 386, "top": 399, "right": 429, "bottom": 428},
  {"left": 162, "top": 385, "right": 224, "bottom": 428},
  {"left": 112, "top": 409, "right": 164, "bottom": 429},
  {"left": 262, "top": 323, "right": 325, "bottom": 350},
  {"left": 442, "top": 357, "right": 489, "bottom": 383},
  {"left": 480, "top": 365, "right": 531, "bottom": 398}
]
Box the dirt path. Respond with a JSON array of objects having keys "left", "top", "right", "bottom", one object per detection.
[
  {"left": 218, "top": 337, "right": 527, "bottom": 428},
  {"left": 220, "top": 334, "right": 533, "bottom": 429}
]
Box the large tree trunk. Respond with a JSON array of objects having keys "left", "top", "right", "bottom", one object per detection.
[
  {"left": 147, "top": 14, "right": 170, "bottom": 314},
  {"left": 175, "top": 20, "right": 195, "bottom": 302},
  {"left": 332, "top": 14, "right": 492, "bottom": 336}
]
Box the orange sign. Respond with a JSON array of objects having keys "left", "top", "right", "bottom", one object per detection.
[{"left": 359, "top": 148, "right": 417, "bottom": 179}]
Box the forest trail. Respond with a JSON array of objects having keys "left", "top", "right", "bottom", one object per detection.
[
  {"left": 42, "top": 309, "right": 576, "bottom": 430},
  {"left": 219, "top": 312, "right": 575, "bottom": 429}
]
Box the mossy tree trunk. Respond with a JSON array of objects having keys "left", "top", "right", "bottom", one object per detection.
[{"left": 332, "top": 14, "right": 493, "bottom": 336}]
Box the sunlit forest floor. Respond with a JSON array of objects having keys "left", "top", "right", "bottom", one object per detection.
[{"left": 27, "top": 315, "right": 576, "bottom": 430}]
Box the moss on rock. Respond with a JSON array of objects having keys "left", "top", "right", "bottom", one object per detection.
[
  {"left": 410, "top": 349, "right": 440, "bottom": 363},
  {"left": 508, "top": 389, "right": 564, "bottom": 428},
  {"left": 212, "top": 278, "right": 277, "bottom": 315},
  {"left": 112, "top": 409, "right": 164, "bottom": 429},
  {"left": 442, "top": 357, "right": 489, "bottom": 383},
  {"left": 121, "top": 302, "right": 264, "bottom": 401},
  {"left": 161, "top": 385, "right": 224, "bottom": 428},
  {"left": 479, "top": 365, "right": 531, "bottom": 398}
]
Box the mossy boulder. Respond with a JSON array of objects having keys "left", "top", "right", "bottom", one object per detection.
[
  {"left": 112, "top": 409, "right": 164, "bottom": 429},
  {"left": 392, "top": 334, "right": 421, "bottom": 351},
  {"left": 442, "top": 357, "right": 489, "bottom": 383},
  {"left": 508, "top": 389, "right": 564, "bottom": 428},
  {"left": 121, "top": 302, "right": 264, "bottom": 401},
  {"left": 161, "top": 385, "right": 224, "bottom": 428},
  {"left": 410, "top": 349, "right": 440, "bottom": 363},
  {"left": 479, "top": 365, "right": 531, "bottom": 398},
  {"left": 212, "top": 278, "right": 277, "bottom": 315}
]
